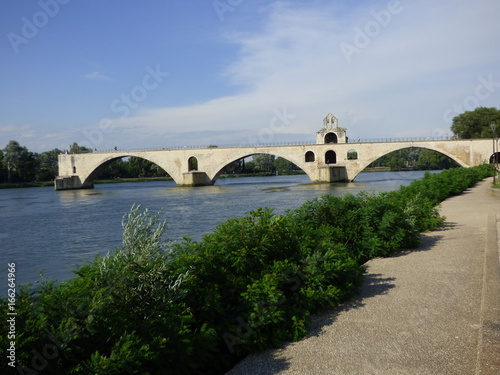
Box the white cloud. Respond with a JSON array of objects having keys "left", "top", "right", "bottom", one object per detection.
[
  {"left": 0, "top": 125, "right": 35, "bottom": 144},
  {"left": 0, "top": 124, "right": 89, "bottom": 152},
  {"left": 84, "top": 71, "right": 112, "bottom": 81},
  {"left": 71, "top": 0, "right": 500, "bottom": 149}
]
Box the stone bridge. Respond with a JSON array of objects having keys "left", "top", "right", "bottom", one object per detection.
[{"left": 55, "top": 114, "right": 497, "bottom": 190}]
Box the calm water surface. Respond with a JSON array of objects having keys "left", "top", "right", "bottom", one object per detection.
[{"left": 0, "top": 171, "right": 432, "bottom": 295}]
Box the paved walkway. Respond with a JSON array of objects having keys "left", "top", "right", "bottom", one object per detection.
[{"left": 228, "top": 178, "right": 500, "bottom": 375}]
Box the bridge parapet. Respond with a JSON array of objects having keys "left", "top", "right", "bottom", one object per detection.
[{"left": 54, "top": 138, "right": 494, "bottom": 190}]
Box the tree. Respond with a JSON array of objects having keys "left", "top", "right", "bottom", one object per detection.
[
  {"left": 126, "top": 157, "right": 167, "bottom": 178},
  {"left": 0, "top": 150, "right": 6, "bottom": 183},
  {"left": 415, "top": 149, "right": 457, "bottom": 170},
  {"left": 223, "top": 160, "right": 243, "bottom": 174},
  {"left": 36, "top": 148, "right": 61, "bottom": 181},
  {"left": 368, "top": 148, "right": 458, "bottom": 171},
  {"left": 69, "top": 142, "right": 93, "bottom": 154},
  {"left": 3, "top": 140, "right": 24, "bottom": 183},
  {"left": 387, "top": 155, "right": 406, "bottom": 171},
  {"left": 451, "top": 107, "right": 500, "bottom": 139},
  {"left": 18, "top": 149, "right": 36, "bottom": 182},
  {"left": 347, "top": 151, "right": 358, "bottom": 160},
  {"left": 253, "top": 154, "right": 275, "bottom": 173},
  {"left": 273, "top": 157, "right": 297, "bottom": 173},
  {"left": 242, "top": 160, "right": 255, "bottom": 173}
]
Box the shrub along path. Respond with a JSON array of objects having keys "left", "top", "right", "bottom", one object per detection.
[{"left": 228, "top": 177, "right": 500, "bottom": 375}]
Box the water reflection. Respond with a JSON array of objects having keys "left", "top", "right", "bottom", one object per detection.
[{"left": 58, "top": 188, "right": 105, "bottom": 206}]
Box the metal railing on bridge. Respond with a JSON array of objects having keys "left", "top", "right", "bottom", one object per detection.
[
  {"left": 91, "top": 140, "right": 316, "bottom": 153},
  {"left": 89, "top": 136, "right": 456, "bottom": 153},
  {"left": 353, "top": 136, "right": 456, "bottom": 143}
]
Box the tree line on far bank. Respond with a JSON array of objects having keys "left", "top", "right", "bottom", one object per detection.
[{"left": 0, "top": 141, "right": 92, "bottom": 184}]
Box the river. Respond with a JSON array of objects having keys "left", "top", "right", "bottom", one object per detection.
[{"left": 0, "top": 171, "right": 433, "bottom": 295}]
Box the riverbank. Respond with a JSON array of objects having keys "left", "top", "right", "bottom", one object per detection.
[
  {"left": 1, "top": 166, "right": 493, "bottom": 375},
  {"left": 0, "top": 181, "right": 53, "bottom": 189},
  {"left": 228, "top": 177, "right": 500, "bottom": 374}
]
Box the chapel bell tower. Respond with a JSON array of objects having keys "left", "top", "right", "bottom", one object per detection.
[{"left": 316, "top": 113, "right": 347, "bottom": 144}]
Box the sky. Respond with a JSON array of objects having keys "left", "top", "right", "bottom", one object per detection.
[{"left": 1, "top": 0, "right": 500, "bottom": 153}]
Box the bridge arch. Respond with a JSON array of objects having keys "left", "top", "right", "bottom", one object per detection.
[
  {"left": 347, "top": 144, "right": 466, "bottom": 181},
  {"left": 80, "top": 153, "right": 180, "bottom": 187},
  {"left": 209, "top": 149, "right": 315, "bottom": 184}
]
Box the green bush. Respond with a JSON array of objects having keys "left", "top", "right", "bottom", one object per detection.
[{"left": 1, "top": 165, "right": 493, "bottom": 374}]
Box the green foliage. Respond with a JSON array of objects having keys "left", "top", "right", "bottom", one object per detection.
[
  {"left": 96, "top": 157, "right": 170, "bottom": 179},
  {"left": 252, "top": 154, "right": 275, "bottom": 172},
  {"left": 222, "top": 159, "right": 244, "bottom": 174},
  {"left": 237, "top": 155, "right": 301, "bottom": 175},
  {"left": 35, "top": 149, "right": 62, "bottom": 181},
  {"left": 451, "top": 107, "right": 500, "bottom": 139},
  {"left": 347, "top": 150, "right": 358, "bottom": 160},
  {"left": 1, "top": 165, "right": 493, "bottom": 374},
  {"left": 69, "top": 142, "right": 93, "bottom": 154},
  {"left": 0, "top": 150, "right": 5, "bottom": 182},
  {"left": 0, "top": 141, "right": 172, "bottom": 184},
  {"left": 1, "top": 205, "right": 212, "bottom": 375},
  {"left": 1, "top": 141, "right": 88, "bottom": 184},
  {"left": 273, "top": 157, "right": 299, "bottom": 172},
  {"left": 2, "top": 140, "right": 36, "bottom": 183},
  {"left": 368, "top": 147, "right": 459, "bottom": 171}
]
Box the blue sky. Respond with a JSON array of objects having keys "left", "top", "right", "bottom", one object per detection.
[{"left": 1, "top": 0, "right": 500, "bottom": 152}]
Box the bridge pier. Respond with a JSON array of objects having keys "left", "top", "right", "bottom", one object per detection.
[
  {"left": 316, "top": 165, "right": 349, "bottom": 182},
  {"left": 54, "top": 176, "right": 94, "bottom": 191},
  {"left": 180, "top": 171, "right": 214, "bottom": 186}
]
